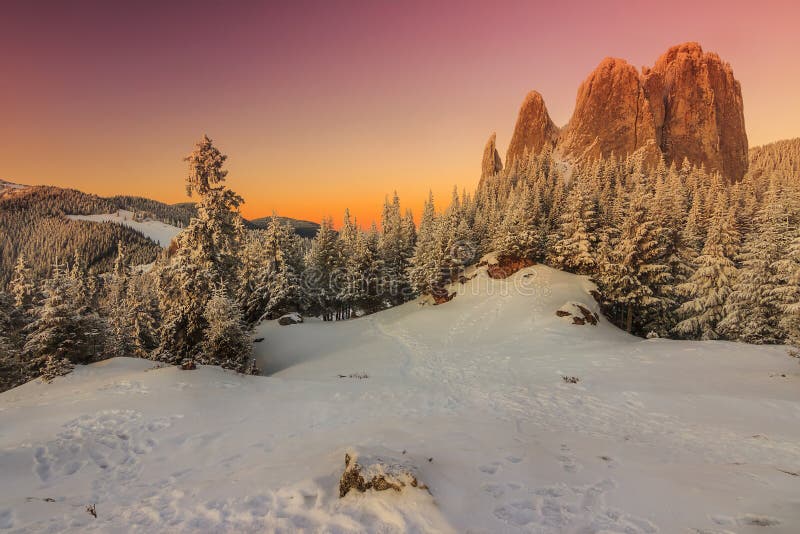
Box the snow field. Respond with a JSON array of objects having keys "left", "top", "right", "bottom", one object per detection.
[{"left": 1, "top": 265, "right": 798, "bottom": 532}]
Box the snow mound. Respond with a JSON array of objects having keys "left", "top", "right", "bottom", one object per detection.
[{"left": 66, "top": 210, "right": 181, "bottom": 247}]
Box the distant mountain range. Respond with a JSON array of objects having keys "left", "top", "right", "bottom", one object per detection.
[{"left": 0, "top": 180, "right": 320, "bottom": 237}]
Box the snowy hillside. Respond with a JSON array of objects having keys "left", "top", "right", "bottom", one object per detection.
[
  {"left": 0, "top": 179, "right": 26, "bottom": 195},
  {"left": 66, "top": 210, "right": 181, "bottom": 247},
  {"left": 1, "top": 265, "right": 799, "bottom": 532}
]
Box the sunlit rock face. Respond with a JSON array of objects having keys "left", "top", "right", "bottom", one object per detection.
[
  {"left": 505, "top": 91, "right": 559, "bottom": 168},
  {"left": 495, "top": 42, "right": 748, "bottom": 183}
]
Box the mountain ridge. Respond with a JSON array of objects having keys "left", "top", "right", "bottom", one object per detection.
[{"left": 494, "top": 42, "right": 748, "bottom": 183}]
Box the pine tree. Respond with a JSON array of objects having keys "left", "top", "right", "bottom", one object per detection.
[
  {"left": 771, "top": 229, "right": 800, "bottom": 346},
  {"left": 337, "top": 209, "right": 359, "bottom": 319},
  {"left": 105, "top": 245, "right": 137, "bottom": 357},
  {"left": 304, "top": 216, "right": 343, "bottom": 321},
  {"left": 673, "top": 201, "right": 739, "bottom": 339},
  {"left": 0, "top": 290, "right": 25, "bottom": 390},
  {"left": 201, "top": 287, "right": 254, "bottom": 373},
  {"left": 719, "top": 180, "right": 790, "bottom": 343},
  {"left": 492, "top": 183, "right": 538, "bottom": 262},
  {"left": 126, "top": 272, "right": 160, "bottom": 356},
  {"left": 408, "top": 192, "right": 443, "bottom": 297},
  {"left": 596, "top": 187, "right": 669, "bottom": 334},
  {"left": 239, "top": 215, "right": 304, "bottom": 324},
  {"left": 24, "top": 263, "right": 105, "bottom": 374},
  {"left": 550, "top": 181, "right": 597, "bottom": 274},
  {"left": 772, "top": 231, "right": 800, "bottom": 345},
  {"left": 9, "top": 254, "right": 35, "bottom": 310},
  {"left": 379, "top": 193, "right": 414, "bottom": 304},
  {"left": 156, "top": 135, "right": 246, "bottom": 362}
]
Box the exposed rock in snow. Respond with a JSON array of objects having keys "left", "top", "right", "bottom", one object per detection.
[
  {"left": 278, "top": 312, "right": 303, "bottom": 326},
  {"left": 339, "top": 448, "right": 427, "bottom": 498},
  {"left": 485, "top": 255, "right": 536, "bottom": 279},
  {"left": 556, "top": 302, "right": 601, "bottom": 326}
]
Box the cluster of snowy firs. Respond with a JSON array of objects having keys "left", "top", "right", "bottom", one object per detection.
[
  {"left": 482, "top": 141, "right": 800, "bottom": 342},
  {"left": 1, "top": 136, "right": 799, "bottom": 391}
]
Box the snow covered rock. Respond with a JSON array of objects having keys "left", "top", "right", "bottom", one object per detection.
[
  {"left": 278, "top": 312, "right": 303, "bottom": 326},
  {"left": 339, "top": 448, "right": 428, "bottom": 498},
  {"left": 556, "top": 302, "right": 600, "bottom": 326}
]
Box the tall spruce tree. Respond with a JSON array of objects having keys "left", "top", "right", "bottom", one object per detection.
[
  {"left": 719, "top": 180, "right": 790, "bottom": 343},
  {"left": 202, "top": 286, "right": 253, "bottom": 373},
  {"left": 551, "top": 180, "right": 597, "bottom": 274},
  {"left": 408, "top": 192, "right": 444, "bottom": 297},
  {"left": 156, "top": 135, "right": 247, "bottom": 363},
  {"left": 105, "top": 245, "right": 136, "bottom": 358},
  {"left": 9, "top": 254, "right": 37, "bottom": 312},
  {"left": 673, "top": 200, "right": 739, "bottom": 339},
  {"left": 24, "top": 263, "right": 105, "bottom": 374},
  {"left": 379, "top": 193, "right": 414, "bottom": 304},
  {"left": 304, "top": 216, "right": 343, "bottom": 321},
  {"left": 239, "top": 215, "right": 304, "bottom": 324},
  {"left": 596, "top": 186, "right": 669, "bottom": 333}
]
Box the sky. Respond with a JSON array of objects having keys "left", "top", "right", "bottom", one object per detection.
[{"left": 1, "top": 0, "right": 798, "bottom": 226}]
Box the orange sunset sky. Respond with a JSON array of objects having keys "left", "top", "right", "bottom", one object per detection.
[{"left": 1, "top": 0, "right": 799, "bottom": 226}]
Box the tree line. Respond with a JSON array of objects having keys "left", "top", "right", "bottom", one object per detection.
[{"left": 1, "top": 135, "right": 798, "bottom": 392}]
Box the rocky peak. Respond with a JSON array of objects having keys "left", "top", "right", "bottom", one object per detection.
[
  {"left": 559, "top": 57, "right": 658, "bottom": 164},
  {"left": 505, "top": 91, "right": 558, "bottom": 168},
  {"left": 491, "top": 43, "right": 748, "bottom": 183},
  {"left": 479, "top": 132, "right": 503, "bottom": 187},
  {"left": 643, "top": 42, "right": 748, "bottom": 182}
]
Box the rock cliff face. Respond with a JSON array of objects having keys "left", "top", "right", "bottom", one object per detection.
[
  {"left": 505, "top": 91, "right": 559, "bottom": 167},
  {"left": 643, "top": 42, "right": 748, "bottom": 183},
  {"left": 493, "top": 43, "right": 748, "bottom": 182},
  {"left": 558, "top": 58, "right": 658, "bottom": 164}
]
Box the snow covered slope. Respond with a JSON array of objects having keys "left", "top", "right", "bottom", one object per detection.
[
  {"left": 66, "top": 210, "right": 181, "bottom": 247},
  {"left": 1, "top": 265, "right": 799, "bottom": 533}
]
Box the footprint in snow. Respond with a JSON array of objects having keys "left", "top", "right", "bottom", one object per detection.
[
  {"left": 482, "top": 483, "right": 505, "bottom": 498},
  {"left": 558, "top": 444, "right": 582, "bottom": 473},
  {"left": 479, "top": 462, "right": 502, "bottom": 475}
]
